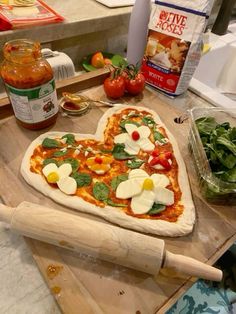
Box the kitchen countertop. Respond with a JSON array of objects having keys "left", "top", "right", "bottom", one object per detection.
[
  {"left": 0, "top": 0, "right": 132, "bottom": 47},
  {"left": 0, "top": 87, "right": 211, "bottom": 314}
]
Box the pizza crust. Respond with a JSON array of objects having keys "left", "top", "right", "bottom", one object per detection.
[{"left": 21, "top": 105, "right": 195, "bottom": 237}]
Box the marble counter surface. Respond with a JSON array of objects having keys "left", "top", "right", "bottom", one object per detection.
[
  {"left": 0, "top": 220, "right": 60, "bottom": 314},
  {"left": 0, "top": 89, "right": 210, "bottom": 314}
]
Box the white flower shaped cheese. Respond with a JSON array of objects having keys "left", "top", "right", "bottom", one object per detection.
[
  {"left": 116, "top": 169, "right": 174, "bottom": 214},
  {"left": 42, "top": 163, "right": 77, "bottom": 195},
  {"left": 114, "top": 124, "right": 155, "bottom": 155}
]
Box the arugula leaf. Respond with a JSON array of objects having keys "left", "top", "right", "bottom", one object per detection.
[
  {"left": 42, "top": 138, "right": 60, "bottom": 148},
  {"left": 111, "top": 174, "right": 128, "bottom": 191},
  {"left": 196, "top": 115, "right": 236, "bottom": 188},
  {"left": 206, "top": 144, "right": 236, "bottom": 169},
  {"left": 112, "top": 144, "right": 136, "bottom": 160},
  {"left": 220, "top": 167, "right": 236, "bottom": 183},
  {"left": 93, "top": 182, "right": 110, "bottom": 201},
  {"left": 71, "top": 172, "right": 92, "bottom": 187},
  {"left": 106, "top": 199, "right": 127, "bottom": 207},
  {"left": 61, "top": 158, "right": 79, "bottom": 172},
  {"left": 62, "top": 133, "right": 75, "bottom": 145},
  {"left": 196, "top": 117, "right": 217, "bottom": 137},
  {"left": 148, "top": 203, "right": 166, "bottom": 215},
  {"left": 43, "top": 158, "right": 58, "bottom": 166},
  {"left": 217, "top": 136, "right": 236, "bottom": 155},
  {"left": 53, "top": 150, "right": 68, "bottom": 157},
  {"left": 126, "top": 159, "right": 144, "bottom": 169}
]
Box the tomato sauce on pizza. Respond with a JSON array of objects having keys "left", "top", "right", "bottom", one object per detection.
[{"left": 30, "top": 108, "right": 183, "bottom": 223}]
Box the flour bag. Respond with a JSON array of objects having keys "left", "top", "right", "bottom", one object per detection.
[{"left": 141, "top": 0, "right": 214, "bottom": 96}]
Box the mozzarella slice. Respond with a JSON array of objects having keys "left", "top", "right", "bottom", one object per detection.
[
  {"left": 116, "top": 179, "right": 142, "bottom": 199},
  {"left": 131, "top": 190, "right": 155, "bottom": 214},
  {"left": 151, "top": 174, "right": 170, "bottom": 188},
  {"left": 114, "top": 133, "right": 129, "bottom": 144},
  {"left": 57, "top": 177, "right": 77, "bottom": 195},
  {"left": 137, "top": 125, "right": 151, "bottom": 138},
  {"left": 154, "top": 187, "right": 174, "bottom": 205},
  {"left": 74, "top": 149, "right": 80, "bottom": 156},
  {"left": 125, "top": 123, "right": 137, "bottom": 135},
  {"left": 138, "top": 137, "right": 155, "bottom": 152},
  {"left": 42, "top": 163, "right": 58, "bottom": 177},
  {"left": 124, "top": 139, "right": 140, "bottom": 155},
  {"left": 58, "top": 163, "right": 73, "bottom": 178},
  {"left": 128, "top": 169, "right": 149, "bottom": 180}
]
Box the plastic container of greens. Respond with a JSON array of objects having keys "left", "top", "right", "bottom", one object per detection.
[{"left": 189, "top": 107, "right": 236, "bottom": 204}]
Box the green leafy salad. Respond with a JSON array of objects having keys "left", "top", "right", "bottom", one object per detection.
[{"left": 196, "top": 116, "right": 236, "bottom": 185}]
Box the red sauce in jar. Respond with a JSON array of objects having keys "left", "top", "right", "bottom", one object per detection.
[{"left": 1, "top": 39, "right": 58, "bottom": 130}]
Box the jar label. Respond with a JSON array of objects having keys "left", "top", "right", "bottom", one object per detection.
[{"left": 5, "top": 79, "right": 58, "bottom": 124}]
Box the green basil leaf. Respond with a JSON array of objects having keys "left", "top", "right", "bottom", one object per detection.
[
  {"left": 142, "top": 116, "right": 155, "bottom": 127},
  {"left": 111, "top": 173, "right": 129, "bottom": 191},
  {"left": 112, "top": 144, "right": 136, "bottom": 160},
  {"left": 53, "top": 150, "right": 68, "bottom": 157},
  {"left": 93, "top": 182, "right": 110, "bottom": 201},
  {"left": 126, "top": 159, "right": 144, "bottom": 169},
  {"left": 42, "top": 138, "right": 60, "bottom": 148},
  {"left": 106, "top": 199, "right": 127, "bottom": 207},
  {"left": 62, "top": 133, "right": 75, "bottom": 145},
  {"left": 154, "top": 131, "right": 166, "bottom": 144},
  {"left": 61, "top": 158, "right": 79, "bottom": 172},
  {"left": 148, "top": 203, "right": 166, "bottom": 215},
  {"left": 71, "top": 172, "right": 92, "bottom": 187},
  {"left": 43, "top": 158, "right": 58, "bottom": 166}
]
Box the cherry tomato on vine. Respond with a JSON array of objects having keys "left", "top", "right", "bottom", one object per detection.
[
  {"left": 125, "top": 72, "right": 145, "bottom": 96},
  {"left": 103, "top": 72, "right": 125, "bottom": 99}
]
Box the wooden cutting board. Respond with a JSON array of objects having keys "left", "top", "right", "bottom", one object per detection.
[{"left": 0, "top": 70, "right": 236, "bottom": 314}]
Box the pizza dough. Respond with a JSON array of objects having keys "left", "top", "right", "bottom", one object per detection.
[{"left": 21, "top": 105, "right": 195, "bottom": 237}]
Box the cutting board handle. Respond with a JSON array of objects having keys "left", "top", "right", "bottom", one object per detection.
[{"left": 164, "top": 251, "right": 222, "bottom": 282}]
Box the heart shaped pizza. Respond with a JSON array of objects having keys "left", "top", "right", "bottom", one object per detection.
[{"left": 21, "top": 105, "right": 195, "bottom": 236}]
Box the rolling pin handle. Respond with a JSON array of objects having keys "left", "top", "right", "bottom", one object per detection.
[
  {"left": 164, "top": 250, "right": 223, "bottom": 282},
  {"left": 0, "top": 204, "right": 14, "bottom": 224}
]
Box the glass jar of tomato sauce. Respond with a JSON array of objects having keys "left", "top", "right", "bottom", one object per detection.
[{"left": 1, "top": 39, "right": 58, "bottom": 130}]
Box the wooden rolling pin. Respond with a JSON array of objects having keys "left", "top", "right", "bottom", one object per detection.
[{"left": 0, "top": 201, "right": 222, "bottom": 281}]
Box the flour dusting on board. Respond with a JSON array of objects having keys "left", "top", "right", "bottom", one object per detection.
[{"left": 141, "top": 0, "right": 214, "bottom": 96}]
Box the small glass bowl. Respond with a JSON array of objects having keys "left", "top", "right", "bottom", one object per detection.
[
  {"left": 59, "top": 98, "right": 91, "bottom": 116},
  {"left": 189, "top": 107, "right": 236, "bottom": 204}
]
